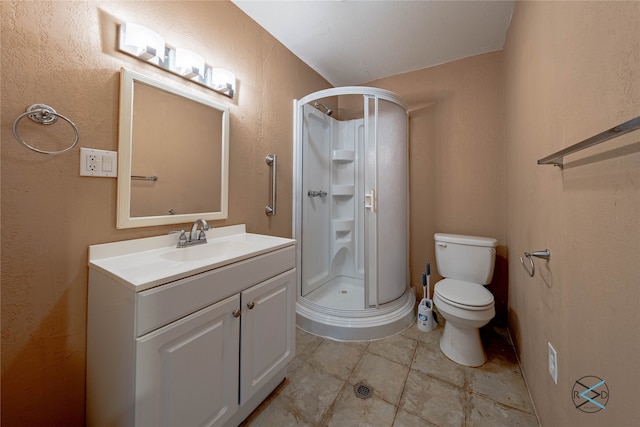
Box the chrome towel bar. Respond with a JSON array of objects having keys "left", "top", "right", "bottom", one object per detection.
[
  {"left": 131, "top": 175, "right": 158, "bottom": 181},
  {"left": 520, "top": 249, "right": 551, "bottom": 278},
  {"left": 538, "top": 116, "right": 640, "bottom": 167}
]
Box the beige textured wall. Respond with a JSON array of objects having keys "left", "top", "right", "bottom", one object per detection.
[
  {"left": 368, "top": 52, "right": 507, "bottom": 323},
  {"left": 5, "top": 1, "right": 638, "bottom": 425},
  {"left": 0, "top": 1, "right": 330, "bottom": 424},
  {"left": 504, "top": 2, "right": 640, "bottom": 425}
]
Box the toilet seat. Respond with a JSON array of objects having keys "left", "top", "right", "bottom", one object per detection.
[{"left": 434, "top": 279, "right": 494, "bottom": 310}]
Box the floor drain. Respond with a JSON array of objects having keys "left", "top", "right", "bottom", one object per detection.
[
  {"left": 340, "top": 290, "right": 348, "bottom": 294},
  {"left": 354, "top": 382, "right": 373, "bottom": 399}
]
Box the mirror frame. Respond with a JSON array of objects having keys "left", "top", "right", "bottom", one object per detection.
[{"left": 117, "top": 68, "right": 230, "bottom": 228}]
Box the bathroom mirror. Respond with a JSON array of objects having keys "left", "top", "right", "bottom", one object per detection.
[{"left": 117, "top": 68, "right": 229, "bottom": 228}]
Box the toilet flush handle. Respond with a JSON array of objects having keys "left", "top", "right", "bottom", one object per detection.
[{"left": 437, "top": 242, "right": 447, "bottom": 248}]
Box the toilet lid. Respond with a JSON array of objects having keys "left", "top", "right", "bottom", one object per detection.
[{"left": 434, "top": 279, "right": 494, "bottom": 307}]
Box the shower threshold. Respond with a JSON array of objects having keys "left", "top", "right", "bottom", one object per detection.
[{"left": 296, "top": 287, "right": 416, "bottom": 341}]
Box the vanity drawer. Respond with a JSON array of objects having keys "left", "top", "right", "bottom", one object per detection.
[{"left": 135, "top": 245, "right": 295, "bottom": 336}]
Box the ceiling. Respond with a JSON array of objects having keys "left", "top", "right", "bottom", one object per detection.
[{"left": 232, "top": 0, "right": 515, "bottom": 87}]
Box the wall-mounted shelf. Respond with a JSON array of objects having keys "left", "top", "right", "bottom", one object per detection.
[{"left": 538, "top": 116, "right": 640, "bottom": 167}]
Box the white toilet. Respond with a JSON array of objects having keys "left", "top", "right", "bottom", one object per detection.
[{"left": 433, "top": 233, "right": 497, "bottom": 367}]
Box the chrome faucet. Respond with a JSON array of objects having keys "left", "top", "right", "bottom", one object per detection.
[
  {"left": 175, "top": 219, "right": 210, "bottom": 248},
  {"left": 190, "top": 218, "right": 209, "bottom": 242}
]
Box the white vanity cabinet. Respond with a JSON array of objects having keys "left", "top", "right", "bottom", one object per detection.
[
  {"left": 135, "top": 293, "right": 241, "bottom": 427},
  {"left": 86, "top": 226, "right": 296, "bottom": 427},
  {"left": 239, "top": 270, "right": 296, "bottom": 405}
]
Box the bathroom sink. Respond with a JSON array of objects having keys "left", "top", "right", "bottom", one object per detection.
[
  {"left": 88, "top": 224, "right": 296, "bottom": 290},
  {"left": 160, "top": 240, "right": 254, "bottom": 262}
]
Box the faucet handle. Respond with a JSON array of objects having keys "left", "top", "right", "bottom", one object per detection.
[
  {"left": 198, "top": 229, "right": 208, "bottom": 242},
  {"left": 176, "top": 230, "right": 188, "bottom": 248}
]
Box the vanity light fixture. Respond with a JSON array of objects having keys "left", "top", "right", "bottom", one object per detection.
[
  {"left": 174, "top": 48, "right": 205, "bottom": 79},
  {"left": 117, "top": 22, "right": 236, "bottom": 98},
  {"left": 210, "top": 68, "right": 236, "bottom": 97},
  {"left": 119, "top": 23, "right": 166, "bottom": 64}
]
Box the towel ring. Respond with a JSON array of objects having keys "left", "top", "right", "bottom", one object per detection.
[
  {"left": 12, "top": 104, "right": 79, "bottom": 155},
  {"left": 520, "top": 249, "right": 551, "bottom": 277}
]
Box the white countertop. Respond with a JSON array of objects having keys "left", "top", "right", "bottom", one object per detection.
[{"left": 88, "top": 224, "right": 296, "bottom": 291}]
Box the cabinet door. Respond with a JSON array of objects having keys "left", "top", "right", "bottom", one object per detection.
[
  {"left": 135, "top": 294, "right": 240, "bottom": 427},
  {"left": 240, "top": 269, "right": 296, "bottom": 404}
]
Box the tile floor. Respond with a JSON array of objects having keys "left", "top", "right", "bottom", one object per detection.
[{"left": 241, "top": 319, "right": 539, "bottom": 427}]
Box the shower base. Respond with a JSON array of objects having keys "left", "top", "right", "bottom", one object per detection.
[
  {"left": 296, "top": 287, "right": 416, "bottom": 341},
  {"left": 304, "top": 276, "right": 365, "bottom": 310}
]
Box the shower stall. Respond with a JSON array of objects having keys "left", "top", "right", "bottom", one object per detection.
[{"left": 293, "top": 87, "right": 415, "bottom": 340}]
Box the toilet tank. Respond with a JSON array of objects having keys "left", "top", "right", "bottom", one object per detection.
[{"left": 434, "top": 233, "right": 497, "bottom": 285}]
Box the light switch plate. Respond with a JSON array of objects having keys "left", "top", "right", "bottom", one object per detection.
[{"left": 80, "top": 148, "right": 117, "bottom": 177}]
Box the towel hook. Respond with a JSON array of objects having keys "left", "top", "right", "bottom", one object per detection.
[
  {"left": 12, "top": 104, "right": 80, "bottom": 155},
  {"left": 519, "top": 249, "right": 551, "bottom": 277}
]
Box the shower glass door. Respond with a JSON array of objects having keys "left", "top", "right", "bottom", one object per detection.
[
  {"left": 299, "top": 93, "right": 407, "bottom": 310},
  {"left": 374, "top": 97, "right": 408, "bottom": 305},
  {"left": 300, "top": 104, "right": 332, "bottom": 297},
  {"left": 300, "top": 99, "right": 367, "bottom": 310},
  {"left": 363, "top": 95, "right": 408, "bottom": 307}
]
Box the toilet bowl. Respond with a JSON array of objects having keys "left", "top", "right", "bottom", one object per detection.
[
  {"left": 433, "top": 233, "right": 497, "bottom": 367},
  {"left": 434, "top": 279, "right": 495, "bottom": 366}
]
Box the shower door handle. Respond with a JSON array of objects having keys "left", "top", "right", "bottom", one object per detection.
[{"left": 364, "top": 189, "right": 376, "bottom": 212}]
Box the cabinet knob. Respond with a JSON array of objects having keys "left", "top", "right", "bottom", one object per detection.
[
  {"left": 247, "top": 302, "right": 255, "bottom": 309},
  {"left": 232, "top": 309, "right": 241, "bottom": 318}
]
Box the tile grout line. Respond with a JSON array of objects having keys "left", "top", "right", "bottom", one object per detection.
[
  {"left": 390, "top": 334, "right": 424, "bottom": 426},
  {"left": 317, "top": 338, "right": 371, "bottom": 426}
]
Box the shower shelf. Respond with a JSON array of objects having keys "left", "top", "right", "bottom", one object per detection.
[
  {"left": 333, "top": 219, "right": 354, "bottom": 243},
  {"left": 335, "top": 231, "right": 352, "bottom": 243},
  {"left": 332, "top": 219, "right": 354, "bottom": 230},
  {"left": 332, "top": 185, "right": 354, "bottom": 196},
  {"left": 332, "top": 150, "right": 355, "bottom": 163}
]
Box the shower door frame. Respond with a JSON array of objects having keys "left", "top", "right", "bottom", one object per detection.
[
  {"left": 294, "top": 87, "right": 414, "bottom": 340},
  {"left": 293, "top": 87, "right": 408, "bottom": 311},
  {"left": 363, "top": 95, "right": 377, "bottom": 308}
]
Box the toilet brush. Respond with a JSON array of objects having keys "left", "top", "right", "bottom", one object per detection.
[
  {"left": 425, "top": 262, "right": 429, "bottom": 301},
  {"left": 417, "top": 261, "right": 436, "bottom": 332}
]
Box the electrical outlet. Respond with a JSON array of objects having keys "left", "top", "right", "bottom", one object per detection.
[
  {"left": 87, "top": 153, "right": 98, "bottom": 171},
  {"left": 548, "top": 342, "right": 558, "bottom": 384},
  {"left": 80, "top": 148, "right": 117, "bottom": 177}
]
